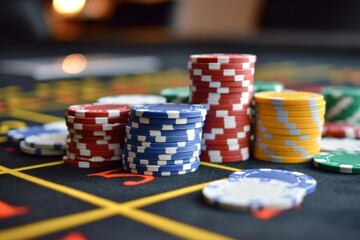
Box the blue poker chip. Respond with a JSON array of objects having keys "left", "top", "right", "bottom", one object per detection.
[
  {"left": 228, "top": 168, "right": 317, "bottom": 195},
  {"left": 124, "top": 156, "right": 199, "bottom": 165},
  {"left": 126, "top": 126, "right": 203, "bottom": 137},
  {"left": 126, "top": 143, "right": 201, "bottom": 154},
  {"left": 125, "top": 138, "right": 201, "bottom": 148},
  {"left": 7, "top": 126, "right": 66, "bottom": 147},
  {"left": 126, "top": 132, "right": 202, "bottom": 143},
  {"left": 123, "top": 149, "right": 200, "bottom": 161},
  {"left": 122, "top": 158, "right": 200, "bottom": 172},
  {"left": 128, "top": 114, "right": 206, "bottom": 125},
  {"left": 123, "top": 164, "right": 199, "bottom": 176},
  {"left": 131, "top": 104, "right": 207, "bottom": 119},
  {"left": 127, "top": 121, "right": 204, "bottom": 131}
]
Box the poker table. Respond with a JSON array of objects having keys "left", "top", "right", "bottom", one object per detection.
[{"left": 1, "top": 41, "right": 360, "bottom": 240}]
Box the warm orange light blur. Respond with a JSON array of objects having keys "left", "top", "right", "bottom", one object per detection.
[
  {"left": 62, "top": 54, "right": 87, "bottom": 74},
  {"left": 83, "top": 0, "right": 114, "bottom": 19},
  {"left": 53, "top": 0, "right": 86, "bottom": 15}
]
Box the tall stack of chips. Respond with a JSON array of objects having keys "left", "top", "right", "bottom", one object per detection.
[
  {"left": 64, "top": 103, "right": 130, "bottom": 168},
  {"left": 253, "top": 91, "right": 325, "bottom": 163},
  {"left": 123, "top": 104, "right": 207, "bottom": 176},
  {"left": 188, "top": 54, "right": 256, "bottom": 163}
]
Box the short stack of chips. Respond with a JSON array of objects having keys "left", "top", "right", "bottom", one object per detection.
[
  {"left": 188, "top": 54, "right": 256, "bottom": 163},
  {"left": 123, "top": 104, "right": 207, "bottom": 176},
  {"left": 321, "top": 86, "right": 360, "bottom": 124},
  {"left": 253, "top": 91, "right": 325, "bottom": 163},
  {"left": 64, "top": 103, "right": 130, "bottom": 168}
]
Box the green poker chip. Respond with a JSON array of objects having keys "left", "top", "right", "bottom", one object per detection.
[
  {"left": 313, "top": 151, "right": 360, "bottom": 174},
  {"left": 160, "top": 87, "right": 189, "bottom": 103},
  {"left": 254, "top": 81, "right": 284, "bottom": 92}
]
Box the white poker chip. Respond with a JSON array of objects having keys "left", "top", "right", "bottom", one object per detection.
[
  {"left": 43, "top": 120, "right": 67, "bottom": 131},
  {"left": 24, "top": 132, "right": 68, "bottom": 150},
  {"left": 20, "top": 140, "right": 66, "bottom": 156},
  {"left": 202, "top": 178, "right": 306, "bottom": 211},
  {"left": 320, "top": 137, "right": 360, "bottom": 152}
]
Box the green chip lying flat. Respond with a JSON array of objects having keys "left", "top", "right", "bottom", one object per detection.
[{"left": 313, "top": 151, "right": 360, "bottom": 174}]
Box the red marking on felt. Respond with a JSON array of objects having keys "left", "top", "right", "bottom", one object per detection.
[
  {"left": 4, "top": 147, "right": 16, "bottom": 152},
  {"left": 87, "top": 168, "right": 155, "bottom": 186},
  {"left": 251, "top": 204, "right": 302, "bottom": 220},
  {"left": 59, "top": 232, "right": 88, "bottom": 240},
  {"left": 0, "top": 201, "right": 29, "bottom": 219}
]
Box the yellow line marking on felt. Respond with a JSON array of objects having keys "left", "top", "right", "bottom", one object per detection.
[
  {"left": 0, "top": 208, "right": 116, "bottom": 240},
  {"left": 200, "top": 161, "right": 241, "bottom": 172},
  {"left": 0, "top": 161, "right": 64, "bottom": 175},
  {"left": 8, "top": 108, "right": 63, "bottom": 123},
  {"left": 0, "top": 166, "right": 233, "bottom": 240}
]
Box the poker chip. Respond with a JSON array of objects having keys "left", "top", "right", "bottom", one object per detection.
[
  {"left": 253, "top": 91, "right": 326, "bottom": 164},
  {"left": 67, "top": 103, "right": 131, "bottom": 117},
  {"left": 202, "top": 178, "right": 305, "bottom": 211},
  {"left": 159, "top": 87, "right": 190, "bottom": 103},
  {"left": 123, "top": 103, "right": 207, "bottom": 176},
  {"left": 131, "top": 104, "right": 207, "bottom": 119},
  {"left": 320, "top": 138, "right": 360, "bottom": 152},
  {"left": 20, "top": 140, "right": 66, "bottom": 156},
  {"left": 322, "top": 122, "right": 360, "bottom": 139},
  {"left": 43, "top": 120, "right": 67, "bottom": 131},
  {"left": 254, "top": 81, "right": 284, "bottom": 92},
  {"left": 188, "top": 54, "right": 256, "bottom": 163},
  {"left": 321, "top": 86, "right": 360, "bottom": 124},
  {"left": 313, "top": 151, "right": 360, "bottom": 174},
  {"left": 24, "top": 132, "right": 68, "bottom": 150},
  {"left": 229, "top": 169, "right": 317, "bottom": 195},
  {"left": 65, "top": 103, "right": 130, "bottom": 168},
  {"left": 97, "top": 94, "right": 166, "bottom": 105},
  {"left": 7, "top": 125, "right": 67, "bottom": 147}
]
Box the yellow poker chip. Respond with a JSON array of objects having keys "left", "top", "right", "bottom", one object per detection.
[
  {"left": 254, "top": 91, "right": 324, "bottom": 105},
  {"left": 255, "top": 135, "right": 320, "bottom": 146},
  {"left": 256, "top": 119, "right": 324, "bottom": 130},
  {"left": 256, "top": 125, "right": 322, "bottom": 136},
  {"left": 254, "top": 147, "right": 320, "bottom": 157},
  {"left": 255, "top": 131, "right": 320, "bottom": 141},
  {"left": 254, "top": 141, "right": 320, "bottom": 152},
  {"left": 253, "top": 151, "right": 313, "bottom": 164},
  {"left": 255, "top": 114, "right": 321, "bottom": 123},
  {"left": 256, "top": 102, "right": 326, "bottom": 111},
  {"left": 256, "top": 108, "right": 326, "bottom": 118}
]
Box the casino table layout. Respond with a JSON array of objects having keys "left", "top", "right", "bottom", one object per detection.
[{"left": 1, "top": 43, "right": 360, "bottom": 240}]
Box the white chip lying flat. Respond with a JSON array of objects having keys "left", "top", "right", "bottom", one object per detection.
[
  {"left": 25, "top": 132, "right": 68, "bottom": 150},
  {"left": 202, "top": 178, "right": 306, "bottom": 211},
  {"left": 320, "top": 137, "right": 360, "bottom": 152}
]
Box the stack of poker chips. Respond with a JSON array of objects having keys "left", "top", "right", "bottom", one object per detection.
[
  {"left": 64, "top": 103, "right": 130, "bottom": 168},
  {"left": 253, "top": 91, "right": 325, "bottom": 163},
  {"left": 123, "top": 104, "right": 207, "bottom": 176},
  {"left": 321, "top": 86, "right": 360, "bottom": 124},
  {"left": 188, "top": 53, "right": 256, "bottom": 163}
]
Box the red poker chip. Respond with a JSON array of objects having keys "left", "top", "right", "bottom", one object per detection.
[
  {"left": 204, "top": 121, "right": 251, "bottom": 130},
  {"left": 201, "top": 142, "right": 250, "bottom": 151},
  {"left": 66, "top": 122, "right": 126, "bottom": 131},
  {"left": 190, "top": 85, "right": 253, "bottom": 94},
  {"left": 189, "top": 68, "right": 254, "bottom": 76},
  {"left": 190, "top": 79, "right": 253, "bottom": 88},
  {"left": 63, "top": 156, "right": 120, "bottom": 168},
  {"left": 200, "top": 153, "right": 250, "bottom": 163},
  {"left": 68, "top": 129, "right": 125, "bottom": 136},
  {"left": 322, "top": 122, "right": 360, "bottom": 139},
  {"left": 188, "top": 62, "right": 255, "bottom": 70},
  {"left": 65, "top": 113, "right": 128, "bottom": 124},
  {"left": 189, "top": 73, "right": 254, "bottom": 82},
  {"left": 66, "top": 152, "right": 122, "bottom": 162},
  {"left": 69, "top": 137, "right": 122, "bottom": 144},
  {"left": 201, "top": 147, "right": 249, "bottom": 157},
  {"left": 190, "top": 91, "right": 253, "bottom": 99},
  {"left": 205, "top": 109, "right": 252, "bottom": 118},
  {"left": 67, "top": 103, "right": 131, "bottom": 118},
  {"left": 190, "top": 97, "right": 251, "bottom": 105},
  {"left": 205, "top": 115, "right": 252, "bottom": 123},
  {"left": 202, "top": 137, "right": 250, "bottom": 146},
  {"left": 67, "top": 145, "right": 122, "bottom": 157},
  {"left": 204, "top": 103, "right": 252, "bottom": 111},
  {"left": 189, "top": 54, "right": 256, "bottom": 63},
  {"left": 202, "top": 131, "right": 252, "bottom": 140},
  {"left": 69, "top": 134, "right": 125, "bottom": 141},
  {"left": 67, "top": 142, "right": 123, "bottom": 150}
]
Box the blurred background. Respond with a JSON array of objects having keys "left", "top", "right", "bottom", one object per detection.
[{"left": 2, "top": 0, "right": 360, "bottom": 48}]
